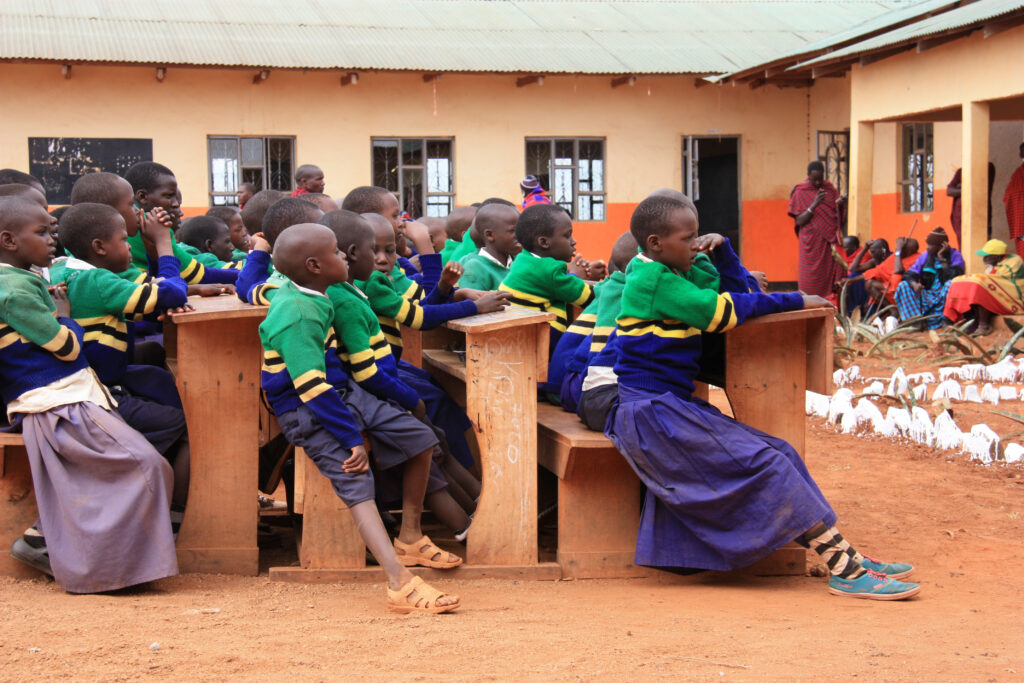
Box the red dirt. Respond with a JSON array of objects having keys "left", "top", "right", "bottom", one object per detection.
[{"left": 2, "top": 375, "right": 1024, "bottom": 679}]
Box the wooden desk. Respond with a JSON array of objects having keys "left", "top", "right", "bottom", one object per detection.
[
  {"left": 421, "top": 308, "right": 555, "bottom": 569},
  {"left": 164, "top": 295, "right": 266, "bottom": 575}
]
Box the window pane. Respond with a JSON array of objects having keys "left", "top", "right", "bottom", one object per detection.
[
  {"left": 372, "top": 140, "right": 399, "bottom": 192},
  {"left": 242, "top": 168, "right": 264, "bottom": 190},
  {"left": 426, "top": 195, "right": 452, "bottom": 217},
  {"left": 402, "top": 139, "right": 423, "bottom": 167},
  {"left": 402, "top": 167, "right": 423, "bottom": 218},
  {"left": 426, "top": 140, "right": 452, "bottom": 193},
  {"left": 554, "top": 140, "right": 574, "bottom": 167},
  {"left": 525, "top": 141, "right": 552, "bottom": 194},
  {"left": 266, "top": 138, "right": 293, "bottom": 191},
  {"left": 553, "top": 167, "right": 574, "bottom": 213},
  {"left": 209, "top": 138, "right": 239, "bottom": 194},
  {"left": 578, "top": 140, "right": 604, "bottom": 192},
  {"left": 240, "top": 138, "right": 264, "bottom": 166},
  {"left": 578, "top": 194, "right": 605, "bottom": 222}
]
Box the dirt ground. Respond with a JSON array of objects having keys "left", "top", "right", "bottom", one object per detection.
[{"left": 3, "top": 382, "right": 1024, "bottom": 680}]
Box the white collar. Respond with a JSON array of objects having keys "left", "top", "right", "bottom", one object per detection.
[
  {"left": 528, "top": 251, "right": 545, "bottom": 260},
  {"left": 292, "top": 281, "right": 326, "bottom": 298},
  {"left": 65, "top": 257, "right": 96, "bottom": 270},
  {"left": 479, "top": 248, "right": 512, "bottom": 268},
  {"left": 636, "top": 253, "right": 653, "bottom": 263}
]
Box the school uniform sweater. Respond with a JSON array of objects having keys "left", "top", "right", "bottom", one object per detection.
[
  {"left": 0, "top": 265, "right": 88, "bottom": 405},
  {"left": 231, "top": 248, "right": 249, "bottom": 261},
  {"left": 458, "top": 249, "right": 512, "bottom": 291},
  {"left": 614, "top": 255, "right": 804, "bottom": 401},
  {"left": 128, "top": 226, "right": 238, "bottom": 285},
  {"left": 354, "top": 269, "right": 477, "bottom": 356},
  {"left": 397, "top": 252, "right": 443, "bottom": 293},
  {"left": 63, "top": 256, "right": 188, "bottom": 386},
  {"left": 179, "top": 243, "right": 245, "bottom": 270},
  {"left": 326, "top": 282, "right": 420, "bottom": 411},
  {"left": 449, "top": 231, "right": 478, "bottom": 264},
  {"left": 547, "top": 278, "right": 605, "bottom": 393},
  {"left": 499, "top": 251, "right": 594, "bottom": 347},
  {"left": 439, "top": 238, "right": 461, "bottom": 264},
  {"left": 259, "top": 280, "right": 363, "bottom": 449}
]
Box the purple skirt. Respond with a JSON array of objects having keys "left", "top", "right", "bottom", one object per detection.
[{"left": 606, "top": 385, "right": 836, "bottom": 571}]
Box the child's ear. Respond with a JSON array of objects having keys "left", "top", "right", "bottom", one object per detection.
[
  {"left": 346, "top": 244, "right": 359, "bottom": 262},
  {"left": 134, "top": 189, "right": 148, "bottom": 205},
  {"left": 91, "top": 237, "right": 107, "bottom": 256},
  {"left": 0, "top": 230, "right": 16, "bottom": 251},
  {"left": 646, "top": 233, "right": 661, "bottom": 253},
  {"left": 305, "top": 255, "right": 321, "bottom": 275},
  {"left": 536, "top": 235, "right": 550, "bottom": 250}
]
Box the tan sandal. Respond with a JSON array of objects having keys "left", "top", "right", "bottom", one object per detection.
[
  {"left": 387, "top": 576, "right": 460, "bottom": 614},
  {"left": 394, "top": 535, "right": 463, "bottom": 569}
]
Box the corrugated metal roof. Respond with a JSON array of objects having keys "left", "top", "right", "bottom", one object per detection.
[
  {"left": 0, "top": 0, "right": 906, "bottom": 74},
  {"left": 708, "top": 0, "right": 955, "bottom": 81},
  {"left": 794, "top": 0, "right": 1024, "bottom": 68}
]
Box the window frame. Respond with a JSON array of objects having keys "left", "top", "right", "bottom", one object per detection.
[
  {"left": 898, "top": 123, "right": 934, "bottom": 214},
  {"left": 370, "top": 136, "right": 456, "bottom": 218},
  {"left": 524, "top": 137, "right": 607, "bottom": 222},
  {"left": 816, "top": 130, "right": 849, "bottom": 198},
  {"left": 207, "top": 135, "right": 296, "bottom": 206}
]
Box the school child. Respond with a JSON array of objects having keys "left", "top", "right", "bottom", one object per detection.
[
  {"left": 355, "top": 212, "right": 510, "bottom": 469},
  {"left": 236, "top": 197, "right": 325, "bottom": 304},
  {"left": 259, "top": 222, "right": 460, "bottom": 613},
  {"left": 177, "top": 215, "right": 245, "bottom": 270},
  {"left": 458, "top": 202, "right": 521, "bottom": 290},
  {"left": 123, "top": 161, "right": 238, "bottom": 286},
  {"left": 236, "top": 181, "right": 258, "bottom": 209},
  {"left": 341, "top": 186, "right": 436, "bottom": 283},
  {"left": 206, "top": 205, "right": 250, "bottom": 259},
  {"left": 57, "top": 202, "right": 192, "bottom": 506},
  {"left": 318, "top": 209, "right": 480, "bottom": 531},
  {"left": 420, "top": 216, "right": 449, "bottom": 255},
  {"left": 1, "top": 196, "right": 178, "bottom": 593},
  {"left": 605, "top": 195, "right": 920, "bottom": 599},
  {"left": 298, "top": 192, "right": 340, "bottom": 215},
  {"left": 499, "top": 204, "right": 595, "bottom": 352},
  {"left": 290, "top": 165, "right": 325, "bottom": 197},
  {"left": 441, "top": 206, "right": 478, "bottom": 263},
  {"left": 240, "top": 189, "right": 286, "bottom": 239},
  {"left": 894, "top": 227, "right": 964, "bottom": 329}
]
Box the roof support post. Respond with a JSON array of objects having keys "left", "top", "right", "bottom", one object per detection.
[
  {"left": 962, "top": 100, "right": 990, "bottom": 275},
  {"left": 849, "top": 120, "right": 874, "bottom": 242}
]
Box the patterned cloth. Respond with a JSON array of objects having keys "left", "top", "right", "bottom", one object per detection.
[
  {"left": 787, "top": 179, "right": 844, "bottom": 297},
  {"left": 521, "top": 187, "right": 552, "bottom": 210},
  {"left": 894, "top": 279, "right": 953, "bottom": 328},
  {"left": 1005, "top": 164, "right": 1024, "bottom": 258},
  {"left": 944, "top": 254, "right": 1024, "bottom": 323}
]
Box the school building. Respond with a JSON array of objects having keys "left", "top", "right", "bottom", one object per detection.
[{"left": 1, "top": 1, "right": 1021, "bottom": 278}]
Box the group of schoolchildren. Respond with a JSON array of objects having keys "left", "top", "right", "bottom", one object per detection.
[{"left": 0, "top": 163, "right": 921, "bottom": 613}]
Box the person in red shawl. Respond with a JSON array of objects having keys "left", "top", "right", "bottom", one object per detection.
[
  {"left": 1005, "top": 143, "right": 1024, "bottom": 258},
  {"left": 290, "top": 164, "right": 325, "bottom": 198},
  {"left": 788, "top": 161, "right": 846, "bottom": 298},
  {"left": 520, "top": 174, "right": 552, "bottom": 210}
]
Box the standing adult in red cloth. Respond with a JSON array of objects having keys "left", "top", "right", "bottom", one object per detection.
[
  {"left": 788, "top": 161, "right": 845, "bottom": 298},
  {"left": 1005, "top": 143, "right": 1024, "bottom": 258}
]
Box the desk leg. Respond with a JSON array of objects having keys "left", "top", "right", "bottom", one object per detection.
[
  {"left": 463, "top": 325, "right": 539, "bottom": 566},
  {"left": 173, "top": 320, "right": 261, "bottom": 575},
  {"left": 726, "top": 319, "right": 808, "bottom": 575}
]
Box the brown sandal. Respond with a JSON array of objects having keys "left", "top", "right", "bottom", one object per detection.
[
  {"left": 387, "top": 576, "right": 460, "bottom": 614},
  {"left": 394, "top": 535, "right": 463, "bottom": 569}
]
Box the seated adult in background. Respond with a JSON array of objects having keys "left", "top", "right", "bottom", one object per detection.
[
  {"left": 894, "top": 228, "right": 964, "bottom": 330},
  {"left": 838, "top": 238, "right": 888, "bottom": 313},
  {"left": 842, "top": 238, "right": 917, "bottom": 309},
  {"left": 944, "top": 239, "right": 1024, "bottom": 336}
]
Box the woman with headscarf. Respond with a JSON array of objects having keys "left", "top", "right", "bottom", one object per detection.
[
  {"left": 893, "top": 227, "right": 965, "bottom": 330},
  {"left": 944, "top": 239, "right": 1024, "bottom": 336}
]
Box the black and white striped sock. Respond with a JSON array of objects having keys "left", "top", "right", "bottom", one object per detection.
[{"left": 797, "top": 525, "right": 866, "bottom": 579}]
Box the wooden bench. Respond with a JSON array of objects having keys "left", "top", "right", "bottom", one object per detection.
[{"left": 0, "top": 432, "right": 39, "bottom": 578}]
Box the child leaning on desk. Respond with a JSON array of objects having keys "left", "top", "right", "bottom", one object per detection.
[{"left": 603, "top": 194, "right": 921, "bottom": 601}]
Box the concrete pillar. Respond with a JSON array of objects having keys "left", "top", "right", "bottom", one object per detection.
[
  {"left": 849, "top": 120, "right": 874, "bottom": 240},
  {"left": 962, "top": 101, "right": 990, "bottom": 274}
]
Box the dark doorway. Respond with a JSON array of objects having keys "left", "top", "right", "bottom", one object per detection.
[{"left": 683, "top": 136, "right": 741, "bottom": 255}]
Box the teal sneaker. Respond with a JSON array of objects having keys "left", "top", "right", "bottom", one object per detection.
[
  {"left": 828, "top": 570, "right": 921, "bottom": 600},
  {"left": 859, "top": 555, "right": 914, "bottom": 580}
]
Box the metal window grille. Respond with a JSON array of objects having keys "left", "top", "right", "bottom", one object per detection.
[
  {"left": 524, "top": 138, "right": 606, "bottom": 221},
  {"left": 816, "top": 130, "right": 849, "bottom": 198},
  {"left": 371, "top": 137, "right": 455, "bottom": 218},
  {"left": 899, "top": 123, "right": 934, "bottom": 213},
  {"left": 207, "top": 136, "right": 295, "bottom": 206}
]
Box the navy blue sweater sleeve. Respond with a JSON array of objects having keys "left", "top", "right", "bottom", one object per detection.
[
  {"left": 422, "top": 281, "right": 454, "bottom": 306},
  {"left": 416, "top": 299, "right": 479, "bottom": 330},
  {"left": 711, "top": 238, "right": 755, "bottom": 294},
  {"left": 417, "top": 253, "right": 443, "bottom": 294},
  {"left": 199, "top": 264, "right": 240, "bottom": 285},
  {"left": 358, "top": 367, "right": 421, "bottom": 412},
  {"left": 153, "top": 255, "right": 188, "bottom": 309},
  {"left": 236, "top": 250, "right": 272, "bottom": 303}
]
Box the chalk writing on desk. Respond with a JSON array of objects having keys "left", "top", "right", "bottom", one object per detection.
[{"left": 28, "top": 137, "right": 154, "bottom": 204}]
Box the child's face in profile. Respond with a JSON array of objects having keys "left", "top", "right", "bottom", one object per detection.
[
  {"left": 226, "top": 212, "right": 249, "bottom": 251},
  {"left": 346, "top": 231, "right": 377, "bottom": 282},
  {"left": 112, "top": 179, "right": 139, "bottom": 237},
  {"left": 427, "top": 223, "right": 447, "bottom": 254},
  {"left": 489, "top": 215, "right": 522, "bottom": 259},
  {"left": 300, "top": 170, "right": 325, "bottom": 194},
  {"left": 371, "top": 220, "right": 398, "bottom": 274},
  {"left": 139, "top": 174, "right": 180, "bottom": 227},
  {"left": 2, "top": 205, "right": 56, "bottom": 268},
  {"left": 540, "top": 212, "right": 576, "bottom": 262},
  {"left": 379, "top": 192, "right": 402, "bottom": 231},
  {"left": 95, "top": 219, "right": 134, "bottom": 273},
  {"left": 207, "top": 225, "right": 236, "bottom": 262},
  {"left": 651, "top": 207, "right": 699, "bottom": 273}
]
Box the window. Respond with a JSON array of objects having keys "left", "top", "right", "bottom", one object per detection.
[
  {"left": 28, "top": 137, "right": 153, "bottom": 204},
  {"left": 525, "top": 138, "right": 606, "bottom": 221},
  {"left": 207, "top": 136, "right": 295, "bottom": 206},
  {"left": 372, "top": 138, "right": 454, "bottom": 218},
  {"left": 899, "top": 123, "right": 934, "bottom": 213},
  {"left": 816, "top": 130, "right": 849, "bottom": 198}
]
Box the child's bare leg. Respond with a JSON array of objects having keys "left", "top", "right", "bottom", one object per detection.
[
  {"left": 171, "top": 440, "right": 190, "bottom": 508},
  {"left": 349, "top": 500, "right": 414, "bottom": 589},
  {"left": 398, "top": 449, "right": 432, "bottom": 544},
  {"left": 426, "top": 490, "right": 470, "bottom": 532},
  {"left": 441, "top": 472, "right": 476, "bottom": 514},
  {"left": 440, "top": 456, "right": 481, "bottom": 501}
]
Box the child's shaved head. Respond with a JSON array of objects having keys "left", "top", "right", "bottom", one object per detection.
[
  {"left": 630, "top": 195, "right": 695, "bottom": 246},
  {"left": 445, "top": 206, "right": 477, "bottom": 241},
  {"left": 240, "top": 189, "right": 286, "bottom": 234},
  {"left": 515, "top": 203, "right": 566, "bottom": 252},
  {"left": 299, "top": 192, "right": 339, "bottom": 214},
  {"left": 610, "top": 232, "right": 639, "bottom": 273},
  {"left": 319, "top": 209, "right": 373, "bottom": 249},
  {"left": 178, "top": 215, "right": 228, "bottom": 250},
  {"left": 0, "top": 183, "right": 47, "bottom": 208},
  {"left": 58, "top": 203, "right": 123, "bottom": 259},
  {"left": 206, "top": 205, "right": 240, "bottom": 223},
  {"left": 0, "top": 196, "right": 48, "bottom": 233},
  {"left": 0, "top": 169, "right": 45, "bottom": 198},
  {"left": 341, "top": 186, "right": 393, "bottom": 214},
  {"left": 261, "top": 197, "right": 324, "bottom": 247},
  {"left": 70, "top": 172, "right": 131, "bottom": 206},
  {"left": 295, "top": 164, "right": 323, "bottom": 183},
  {"left": 124, "top": 161, "right": 175, "bottom": 193},
  {"left": 272, "top": 223, "right": 335, "bottom": 285},
  {"left": 647, "top": 188, "right": 696, "bottom": 211},
  {"left": 362, "top": 212, "right": 394, "bottom": 236}
]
